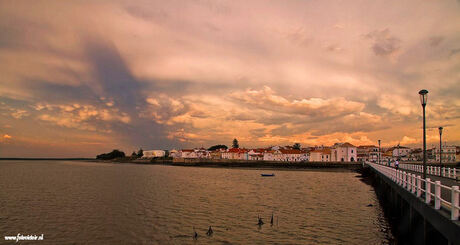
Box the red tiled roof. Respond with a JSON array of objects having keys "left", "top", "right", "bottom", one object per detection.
[
  {"left": 279, "top": 149, "right": 304, "bottom": 154},
  {"left": 340, "top": 142, "right": 355, "bottom": 147},
  {"left": 227, "top": 148, "right": 247, "bottom": 153}
]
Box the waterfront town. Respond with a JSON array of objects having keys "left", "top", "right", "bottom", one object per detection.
[{"left": 140, "top": 140, "right": 460, "bottom": 164}]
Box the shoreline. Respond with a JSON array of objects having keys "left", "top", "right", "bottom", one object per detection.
[{"left": 92, "top": 158, "right": 365, "bottom": 172}]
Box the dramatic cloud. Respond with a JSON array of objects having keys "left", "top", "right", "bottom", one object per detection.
[
  {"left": 0, "top": 0, "right": 459, "bottom": 157},
  {"left": 365, "top": 29, "right": 401, "bottom": 57}
]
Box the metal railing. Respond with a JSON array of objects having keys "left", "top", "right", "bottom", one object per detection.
[
  {"left": 367, "top": 162, "right": 459, "bottom": 220},
  {"left": 398, "top": 163, "right": 458, "bottom": 180}
]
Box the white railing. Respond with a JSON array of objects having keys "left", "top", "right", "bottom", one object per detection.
[
  {"left": 398, "top": 163, "right": 458, "bottom": 180},
  {"left": 368, "top": 162, "right": 459, "bottom": 220}
]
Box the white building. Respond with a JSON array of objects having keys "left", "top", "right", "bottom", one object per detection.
[
  {"left": 434, "top": 145, "right": 457, "bottom": 163},
  {"left": 357, "top": 145, "right": 380, "bottom": 162},
  {"left": 142, "top": 150, "right": 165, "bottom": 158},
  {"left": 392, "top": 146, "right": 411, "bottom": 158},
  {"left": 169, "top": 149, "right": 180, "bottom": 158},
  {"left": 179, "top": 148, "right": 210, "bottom": 159},
  {"left": 222, "top": 148, "right": 248, "bottom": 160},
  {"left": 331, "top": 143, "right": 357, "bottom": 162},
  {"left": 263, "top": 150, "right": 276, "bottom": 161},
  {"left": 180, "top": 149, "right": 197, "bottom": 158},
  {"left": 277, "top": 149, "right": 308, "bottom": 162},
  {"left": 310, "top": 149, "right": 331, "bottom": 162},
  {"left": 247, "top": 149, "right": 265, "bottom": 160}
]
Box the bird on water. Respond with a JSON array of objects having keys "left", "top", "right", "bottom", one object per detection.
[
  {"left": 193, "top": 227, "right": 198, "bottom": 240},
  {"left": 258, "top": 215, "right": 264, "bottom": 226},
  {"left": 206, "top": 226, "right": 213, "bottom": 236}
]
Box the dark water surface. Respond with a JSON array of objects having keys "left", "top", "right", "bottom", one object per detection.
[{"left": 0, "top": 161, "right": 394, "bottom": 244}]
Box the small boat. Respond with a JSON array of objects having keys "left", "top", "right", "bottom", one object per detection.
[{"left": 261, "top": 173, "right": 275, "bottom": 177}]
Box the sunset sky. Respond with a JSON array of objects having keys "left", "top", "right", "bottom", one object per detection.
[{"left": 1, "top": 0, "right": 459, "bottom": 157}]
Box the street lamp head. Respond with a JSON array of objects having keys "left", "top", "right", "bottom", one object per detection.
[
  {"left": 439, "top": 126, "right": 443, "bottom": 135},
  {"left": 419, "top": 89, "right": 428, "bottom": 106}
]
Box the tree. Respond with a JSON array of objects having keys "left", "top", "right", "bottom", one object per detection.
[
  {"left": 232, "top": 138, "right": 239, "bottom": 148},
  {"left": 293, "top": 143, "right": 301, "bottom": 150},
  {"left": 137, "top": 148, "right": 143, "bottom": 158},
  {"left": 131, "top": 151, "right": 138, "bottom": 158},
  {"left": 208, "top": 145, "right": 228, "bottom": 151},
  {"left": 96, "top": 149, "right": 126, "bottom": 160}
]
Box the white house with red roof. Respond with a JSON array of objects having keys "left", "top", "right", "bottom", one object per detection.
[
  {"left": 180, "top": 149, "right": 197, "bottom": 158},
  {"left": 279, "top": 149, "right": 308, "bottom": 162},
  {"left": 179, "top": 148, "right": 210, "bottom": 159},
  {"left": 222, "top": 148, "right": 248, "bottom": 160},
  {"left": 310, "top": 148, "right": 331, "bottom": 162},
  {"left": 247, "top": 149, "right": 265, "bottom": 160}
]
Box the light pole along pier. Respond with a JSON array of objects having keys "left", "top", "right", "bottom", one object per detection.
[{"left": 362, "top": 89, "right": 459, "bottom": 245}]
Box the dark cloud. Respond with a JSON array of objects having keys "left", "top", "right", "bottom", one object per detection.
[
  {"left": 429, "top": 36, "right": 444, "bottom": 47},
  {"left": 249, "top": 128, "right": 267, "bottom": 137},
  {"left": 82, "top": 36, "right": 182, "bottom": 149},
  {"left": 450, "top": 48, "right": 460, "bottom": 57},
  {"left": 366, "top": 29, "right": 401, "bottom": 57},
  {"left": 124, "top": 4, "right": 169, "bottom": 23}
]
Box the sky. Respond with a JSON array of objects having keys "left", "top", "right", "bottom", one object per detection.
[{"left": 0, "top": 0, "right": 459, "bottom": 157}]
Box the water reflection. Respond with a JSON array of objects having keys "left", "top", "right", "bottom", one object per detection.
[{"left": 0, "top": 161, "right": 394, "bottom": 244}]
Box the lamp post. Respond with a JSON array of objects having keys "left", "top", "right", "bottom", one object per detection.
[
  {"left": 419, "top": 89, "right": 428, "bottom": 181},
  {"left": 378, "top": 140, "right": 381, "bottom": 165},
  {"left": 439, "top": 127, "right": 443, "bottom": 167}
]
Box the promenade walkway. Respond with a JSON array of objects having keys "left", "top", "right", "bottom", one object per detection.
[
  {"left": 368, "top": 162, "right": 459, "bottom": 221},
  {"left": 367, "top": 162, "right": 460, "bottom": 244},
  {"left": 393, "top": 164, "right": 458, "bottom": 203}
]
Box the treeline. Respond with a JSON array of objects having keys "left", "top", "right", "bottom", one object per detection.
[{"left": 96, "top": 150, "right": 126, "bottom": 160}]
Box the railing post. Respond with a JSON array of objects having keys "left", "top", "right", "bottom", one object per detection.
[
  {"left": 408, "top": 174, "right": 412, "bottom": 192},
  {"left": 407, "top": 174, "right": 414, "bottom": 192},
  {"left": 403, "top": 172, "right": 407, "bottom": 188},
  {"left": 417, "top": 176, "right": 421, "bottom": 197},
  {"left": 426, "top": 178, "right": 431, "bottom": 204},
  {"left": 452, "top": 186, "right": 459, "bottom": 220},
  {"left": 448, "top": 168, "right": 451, "bottom": 178},
  {"left": 442, "top": 167, "right": 445, "bottom": 177},
  {"left": 435, "top": 181, "right": 441, "bottom": 209},
  {"left": 412, "top": 174, "right": 416, "bottom": 193},
  {"left": 454, "top": 168, "right": 457, "bottom": 179}
]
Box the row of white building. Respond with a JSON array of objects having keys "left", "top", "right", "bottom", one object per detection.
[
  {"left": 142, "top": 143, "right": 459, "bottom": 163},
  {"left": 143, "top": 142, "right": 359, "bottom": 162}
]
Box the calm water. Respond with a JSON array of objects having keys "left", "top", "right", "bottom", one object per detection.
[{"left": 0, "top": 161, "right": 394, "bottom": 244}]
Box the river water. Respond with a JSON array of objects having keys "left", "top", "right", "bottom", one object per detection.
[{"left": 0, "top": 161, "right": 394, "bottom": 244}]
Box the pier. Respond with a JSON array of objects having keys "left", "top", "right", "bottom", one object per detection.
[{"left": 366, "top": 162, "right": 459, "bottom": 245}]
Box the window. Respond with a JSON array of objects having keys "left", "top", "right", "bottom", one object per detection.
[{"left": 351, "top": 150, "right": 354, "bottom": 153}]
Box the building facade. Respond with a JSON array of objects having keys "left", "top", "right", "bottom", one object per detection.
[
  {"left": 434, "top": 145, "right": 457, "bottom": 163},
  {"left": 331, "top": 143, "right": 357, "bottom": 162}
]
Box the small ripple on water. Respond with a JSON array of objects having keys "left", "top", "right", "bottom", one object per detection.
[{"left": 0, "top": 161, "right": 394, "bottom": 244}]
